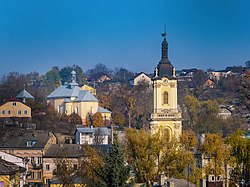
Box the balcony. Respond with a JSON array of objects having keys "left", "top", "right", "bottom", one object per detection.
[
  {"left": 31, "top": 162, "right": 43, "bottom": 170},
  {"left": 151, "top": 109, "right": 182, "bottom": 120}
]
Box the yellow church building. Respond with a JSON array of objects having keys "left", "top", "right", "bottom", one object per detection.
[
  {"left": 150, "top": 33, "right": 182, "bottom": 139},
  {"left": 47, "top": 70, "right": 111, "bottom": 124}
]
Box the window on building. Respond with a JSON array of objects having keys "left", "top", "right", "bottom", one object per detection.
[
  {"left": 37, "top": 157, "right": 42, "bottom": 164},
  {"left": 163, "top": 92, "right": 168, "bottom": 104},
  {"left": 212, "top": 176, "right": 215, "bottom": 181},
  {"left": 36, "top": 172, "right": 41, "bottom": 179},
  {"left": 26, "top": 141, "right": 36, "bottom": 147},
  {"left": 7, "top": 110, "right": 11, "bottom": 115},
  {"left": 31, "top": 157, "right": 35, "bottom": 163},
  {"left": 46, "top": 164, "right": 50, "bottom": 171},
  {"left": 12, "top": 102, "right": 16, "bottom": 106},
  {"left": 24, "top": 110, "right": 28, "bottom": 115},
  {"left": 62, "top": 105, "right": 65, "bottom": 113},
  {"left": 1, "top": 110, "right": 5, "bottom": 115},
  {"left": 57, "top": 105, "right": 60, "bottom": 113},
  {"left": 45, "top": 179, "right": 50, "bottom": 184},
  {"left": 73, "top": 164, "right": 78, "bottom": 170},
  {"left": 30, "top": 172, "right": 34, "bottom": 179},
  {"left": 18, "top": 110, "right": 21, "bottom": 115},
  {"left": 75, "top": 107, "right": 78, "bottom": 114}
]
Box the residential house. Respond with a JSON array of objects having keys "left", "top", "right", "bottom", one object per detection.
[
  {"left": 176, "top": 68, "right": 198, "bottom": 82},
  {"left": 43, "top": 144, "right": 110, "bottom": 186},
  {"left": 0, "top": 159, "right": 26, "bottom": 187},
  {"left": 47, "top": 70, "right": 111, "bottom": 124},
  {"left": 75, "top": 127, "right": 110, "bottom": 145},
  {"left": 203, "top": 79, "right": 215, "bottom": 88},
  {"left": 129, "top": 72, "right": 152, "bottom": 86},
  {"left": 0, "top": 99, "right": 32, "bottom": 123},
  {"left": 87, "top": 72, "right": 111, "bottom": 84},
  {"left": 42, "top": 144, "right": 84, "bottom": 185},
  {"left": 218, "top": 106, "right": 232, "bottom": 119},
  {"left": 0, "top": 131, "right": 57, "bottom": 186},
  {"left": 209, "top": 66, "right": 245, "bottom": 80},
  {"left": 0, "top": 151, "right": 29, "bottom": 187}
]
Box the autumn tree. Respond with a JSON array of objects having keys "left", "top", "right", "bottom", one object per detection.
[
  {"left": 125, "top": 128, "right": 198, "bottom": 186},
  {"left": 69, "top": 113, "right": 82, "bottom": 125},
  {"left": 125, "top": 128, "right": 158, "bottom": 186},
  {"left": 112, "top": 111, "right": 125, "bottom": 127},
  {"left": 180, "top": 130, "right": 198, "bottom": 151},
  {"left": 0, "top": 72, "right": 28, "bottom": 101},
  {"left": 239, "top": 73, "right": 250, "bottom": 111},
  {"left": 79, "top": 145, "right": 105, "bottom": 187},
  {"left": 60, "top": 65, "right": 85, "bottom": 85},
  {"left": 92, "top": 112, "right": 104, "bottom": 127},
  {"left": 226, "top": 131, "right": 250, "bottom": 186},
  {"left": 202, "top": 133, "right": 231, "bottom": 185},
  {"left": 44, "top": 66, "right": 61, "bottom": 90},
  {"left": 113, "top": 67, "right": 134, "bottom": 83},
  {"left": 196, "top": 100, "right": 221, "bottom": 134},
  {"left": 182, "top": 95, "right": 201, "bottom": 128},
  {"left": 54, "top": 158, "right": 79, "bottom": 186},
  {"left": 86, "top": 63, "right": 113, "bottom": 77}
]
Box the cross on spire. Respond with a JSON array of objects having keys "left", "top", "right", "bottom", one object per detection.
[{"left": 161, "top": 24, "right": 167, "bottom": 39}]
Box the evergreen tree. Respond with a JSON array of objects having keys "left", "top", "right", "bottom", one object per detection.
[{"left": 100, "top": 135, "right": 131, "bottom": 187}]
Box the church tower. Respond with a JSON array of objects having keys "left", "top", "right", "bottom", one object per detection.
[{"left": 150, "top": 32, "right": 182, "bottom": 139}]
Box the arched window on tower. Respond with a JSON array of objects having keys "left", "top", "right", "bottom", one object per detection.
[{"left": 163, "top": 92, "right": 168, "bottom": 104}]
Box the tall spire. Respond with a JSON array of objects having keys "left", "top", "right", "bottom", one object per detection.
[
  {"left": 154, "top": 26, "right": 174, "bottom": 78},
  {"left": 161, "top": 25, "right": 168, "bottom": 60}
]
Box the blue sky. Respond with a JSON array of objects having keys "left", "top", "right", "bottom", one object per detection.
[{"left": 0, "top": 0, "right": 250, "bottom": 76}]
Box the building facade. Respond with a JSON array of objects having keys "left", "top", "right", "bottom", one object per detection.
[
  {"left": 75, "top": 127, "right": 110, "bottom": 145},
  {"left": 150, "top": 33, "right": 182, "bottom": 139},
  {"left": 0, "top": 99, "right": 31, "bottom": 119},
  {"left": 47, "top": 70, "right": 111, "bottom": 124},
  {"left": 0, "top": 131, "right": 57, "bottom": 186}
]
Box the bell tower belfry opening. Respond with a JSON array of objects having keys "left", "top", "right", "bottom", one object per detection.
[{"left": 150, "top": 32, "right": 182, "bottom": 139}]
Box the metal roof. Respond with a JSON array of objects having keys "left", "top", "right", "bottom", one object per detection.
[
  {"left": 74, "top": 90, "right": 98, "bottom": 102},
  {"left": 47, "top": 84, "right": 81, "bottom": 99},
  {"left": 75, "top": 127, "right": 110, "bottom": 135},
  {"left": 16, "top": 89, "right": 34, "bottom": 99},
  {"left": 47, "top": 85, "right": 98, "bottom": 102},
  {"left": 98, "top": 106, "right": 111, "bottom": 113}
]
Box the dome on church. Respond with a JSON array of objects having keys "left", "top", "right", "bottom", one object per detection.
[
  {"left": 71, "top": 70, "right": 76, "bottom": 75},
  {"left": 154, "top": 35, "right": 174, "bottom": 78},
  {"left": 157, "top": 62, "right": 173, "bottom": 77}
]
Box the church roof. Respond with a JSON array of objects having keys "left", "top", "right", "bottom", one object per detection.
[
  {"left": 74, "top": 90, "right": 98, "bottom": 102},
  {"left": 47, "top": 84, "right": 81, "bottom": 99},
  {"left": 48, "top": 86, "right": 98, "bottom": 102},
  {"left": 98, "top": 106, "right": 111, "bottom": 113},
  {"left": 16, "top": 89, "right": 34, "bottom": 99},
  {"left": 47, "top": 70, "right": 99, "bottom": 102}
]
